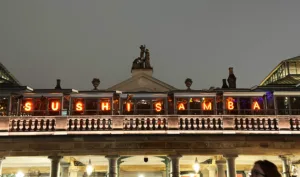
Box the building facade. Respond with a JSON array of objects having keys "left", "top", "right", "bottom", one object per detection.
[{"left": 1, "top": 47, "right": 300, "bottom": 177}]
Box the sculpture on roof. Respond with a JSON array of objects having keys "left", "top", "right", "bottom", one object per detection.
[
  {"left": 92, "top": 78, "right": 100, "bottom": 90},
  {"left": 185, "top": 78, "right": 193, "bottom": 90},
  {"left": 131, "top": 45, "right": 153, "bottom": 71}
]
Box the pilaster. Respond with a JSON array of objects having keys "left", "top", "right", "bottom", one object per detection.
[
  {"left": 106, "top": 155, "right": 119, "bottom": 177},
  {"left": 223, "top": 155, "right": 238, "bottom": 177},
  {"left": 48, "top": 156, "right": 63, "bottom": 177},
  {"left": 168, "top": 155, "right": 182, "bottom": 177},
  {"left": 0, "top": 157, "right": 5, "bottom": 175}
]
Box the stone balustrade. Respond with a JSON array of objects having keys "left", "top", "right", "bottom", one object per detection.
[{"left": 0, "top": 115, "right": 299, "bottom": 135}]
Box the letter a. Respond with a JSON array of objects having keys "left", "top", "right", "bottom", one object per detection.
[
  {"left": 253, "top": 101, "right": 261, "bottom": 110},
  {"left": 178, "top": 103, "right": 185, "bottom": 110}
]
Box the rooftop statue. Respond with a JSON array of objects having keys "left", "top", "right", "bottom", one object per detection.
[{"left": 131, "top": 45, "right": 153, "bottom": 71}]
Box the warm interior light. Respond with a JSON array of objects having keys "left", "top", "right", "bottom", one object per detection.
[
  {"left": 138, "top": 174, "right": 144, "bottom": 177},
  {"left": 16, "top": 171, "right": 25, "bottom": 177},
  {"left": 193, "top": 157, "right": 200, "bottom": 174},
  {"left": 86, "top": 159, "right": 94, "bottom": 176},
  {"left": 189, "top": 174, "right": 195, "bottom": 177}
]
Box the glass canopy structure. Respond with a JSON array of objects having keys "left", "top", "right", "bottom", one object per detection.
[{"left": 260, "top": 56, "right": 300, "bottom": 86}]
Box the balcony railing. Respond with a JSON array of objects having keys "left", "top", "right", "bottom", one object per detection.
[{"left": 0, "top": 115, "right": 299, "bottom": 135}]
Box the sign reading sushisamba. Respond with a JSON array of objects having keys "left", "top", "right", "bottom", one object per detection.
[{"left": 0, "top": 46, "right": 300, "bottom": 177}]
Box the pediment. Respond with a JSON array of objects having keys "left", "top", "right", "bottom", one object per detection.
[{"left": 106, "top": 73, "right": 176, "bottom": 92}]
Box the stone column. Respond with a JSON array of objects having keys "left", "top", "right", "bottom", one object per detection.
[
  {"left": 168, "top": 155, "right": 182, "bottom": 177},
  {"left": 60, "top": 162, "right": 70, "bottom": 177},
  {"left": 207, "top": 165, "right": 217, "bottom": 177},
  {"left": 216, "top": 159, "right": 226, "bottom": 177},
  {"left": 279, "top": 155, "right": 291, "bottom": 177},
  {"left": 224, "top": 155, "right": 238, "bottom": 177},
  {"left": 48, "top": 156, "right": 63, "bottom": 177},
  {"left": 294, "top": 164, "right": 300, "bottom": 177},
  {"left": 69, "top": 166, "right": 80, "bottom": 177},
  {"left": 0, "top": 157, "right": 5, "bottom": 176},
  {"left": 106, "top": 155, "right": 119, "bottom": 177}
]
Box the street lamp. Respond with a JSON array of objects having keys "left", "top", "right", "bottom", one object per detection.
[
  {"left": 193, "top": 158, "right": 200, "bottom": 174},
  {"left": 86, "top": 159, "right": 94, "bottom": 176}
]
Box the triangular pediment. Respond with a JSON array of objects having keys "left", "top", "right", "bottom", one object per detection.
[{"left": 106, "top": 73, "right": 177, "bottom": 92}]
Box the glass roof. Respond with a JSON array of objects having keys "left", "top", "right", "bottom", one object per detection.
[{"left": 260, "top": 56, "right": 300, "bottom": 86}]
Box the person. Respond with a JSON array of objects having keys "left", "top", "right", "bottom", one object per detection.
[{"left": 249, "top": 160, "right": 281, "bottom": 177}]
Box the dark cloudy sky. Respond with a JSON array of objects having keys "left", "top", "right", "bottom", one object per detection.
[{"left": 1, "top": 0, "right": 300, "bottom": 90}]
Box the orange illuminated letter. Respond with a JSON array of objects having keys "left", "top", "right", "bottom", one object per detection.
[
  {"left": 126, "top": 103, "right": 131, "bottom": 112},
  {"left": 76, "top": 102, "right": 83, "bottom": 111},
  {"left": 178, "top": 103, "right": 185, "bottom": 110},
  {"left": 101, "top": 102, "right": 110, "bottom": 111},
  {"left": 24, "top": 102, "right": 32, "bottom": 111},
  {"left": 202, "top": 102, "right": 212, "bottom": 110},
  {"left": 227, "top": 101, "right": 234, "bottom": 110},
  {"left": 252, "top": 101, "right": 261, "bottom": 110},
  {"left": 155, "top": 102, "right": 162, "bottom": 112},
  {"left": 51, "top": 102, "right": 60, "bottom": 111}
]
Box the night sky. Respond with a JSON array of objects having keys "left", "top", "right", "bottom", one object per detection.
[{"left": 1, "top": 0, "right": 300, "bottom": 90}]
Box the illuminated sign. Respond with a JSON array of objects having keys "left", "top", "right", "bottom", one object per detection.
[
  {"left": 252, "top": 101, "right": 261, "bottom": 110},
  {"left": 178, "top": 103, "right": 186, "bottom": 110},
  {"left": 50, "top": 101, "right": 60, "bottom": 111},
  {"left": 24, "top": 101, "right": 32, "bottom": 111},
  {"left": 75, "top": 102, "right": 83, "bottom": 111},
  {"left": 101, "top": 102, "right": 110, "bottom": 111},
  {"left": 202, "top": 102, "right": 212, "bottom": 110},
  {"left": 126, "top": 103, "right": 132, "bottom": 112},
  {"left": 227, "top": 98, "right": 234, "bottom": 110},
  {"left": 155, "top": 102, "right": 162, "bottom": 112}
]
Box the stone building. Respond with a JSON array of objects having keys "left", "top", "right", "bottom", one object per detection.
[{"left": 1, "top": 48, "right": 300, "bottom": 177}]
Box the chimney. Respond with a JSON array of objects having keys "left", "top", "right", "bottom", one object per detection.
[
  {"left": 227, "top": 67, "right": 236, "bottom": 88},
  {"left": 55, "top": 79, "right": 62, "bottom": 89},
  {"left": 222, "top": 79, "right": 229, "bottom": 88}
]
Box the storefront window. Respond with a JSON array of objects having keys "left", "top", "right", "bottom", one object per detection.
[
  {"left": 226, "top": 97, "right": 238, "bottom": 115},
  {"left": 152, "top": 99, "right": 165, "bottom": 115},
  {"left": 276, "top": 97, "right": 289, "bottom": 115},
  {"left": 136, "top": 99, "right": 151, "bottom": 115},
  {"left": 0, "top": 97, "right": 9, "bottom": 116},
  {"left": 48, "top": 98, "right": 61, "bottom": 116},
  {"left": 85, "top": 99, "right": 98, "bottom": 115},
  {"left": 190, "top": 98, "right": 201, "bottom": 115},
  {"left": 290, "top": 97, "right": 300, "bottom": 115},
  {"left": 202, "top": 97, "right": 214, "bottom": 115},
  {"left": 122, "top": 100, "right": 134, "bottom": 115},
  {"left": 99, "top": 98, "right": 111, "bottom": 115},
  {"left": 176, "top": 98, "right": 188, "bottom": 115},
  {"left": 72, "top": 98, "right": 84, "bottom": 115}
]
